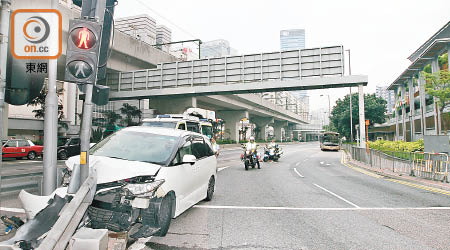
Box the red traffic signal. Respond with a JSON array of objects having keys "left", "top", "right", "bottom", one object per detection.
[{"left": 70, "top": 27, "right": 96, "bottom": 49}]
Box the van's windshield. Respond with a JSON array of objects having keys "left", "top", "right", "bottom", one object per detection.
[{"left": 202, "top": 125, "right": 213, "bottom": 139}]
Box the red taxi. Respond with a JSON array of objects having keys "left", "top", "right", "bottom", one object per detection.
[{"left": 1, "top": 139, "right": 44, "bottom": 160}]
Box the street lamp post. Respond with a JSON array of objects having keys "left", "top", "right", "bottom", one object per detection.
[
  {"left": 320, "top": 94, "right": 331, "bottom": 125},
  {"left": 346, "top": 49, "right": 353, "bottom": 142}
]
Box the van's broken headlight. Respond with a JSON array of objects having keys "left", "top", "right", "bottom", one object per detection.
[{"left": 123, "top": 180, "right": 165, "bottom": 197}]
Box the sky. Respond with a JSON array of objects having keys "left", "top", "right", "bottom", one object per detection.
[{"left": 114, "top": 0, "right": 450, "bottom": 115}]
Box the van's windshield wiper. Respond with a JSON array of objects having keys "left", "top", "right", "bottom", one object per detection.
[{"left": 143, "top": 160, "right": 163, "bottom": 166}]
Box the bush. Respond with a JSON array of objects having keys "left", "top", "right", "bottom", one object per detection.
[
  {"left": 32, "top": 140, "right": 43, "bottom": 145},
  {"left": 217, "top": 139, "right": 236, "bottom": 144},
  {"left": 368, "top": 139, "right": 424, "bottom": 153}
]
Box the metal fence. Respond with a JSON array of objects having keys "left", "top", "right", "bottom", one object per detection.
[{"left": 342, "top": 144, "right": 449, "bottom": 182}]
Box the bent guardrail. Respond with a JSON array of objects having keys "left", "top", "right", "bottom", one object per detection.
[{"left": 37, "top": 168, "right": 97, "bottom": 250}]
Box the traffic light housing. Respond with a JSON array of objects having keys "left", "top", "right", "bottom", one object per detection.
[
  {"left": 64, "top": 19, "right": 103, "bottom": 84},
  {"left": 5, "top": 24, "right": 45, "bottom": 105}
]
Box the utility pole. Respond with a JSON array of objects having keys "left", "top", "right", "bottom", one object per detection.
[
  {"left": 42, "top": 0, "right": 60, "bottom": 195},
  {"left": 346, "top": 49, "right": 353, "bottom": 142},
  {"left": 0, "top": 0, "right": 11, "bottom": 200}
]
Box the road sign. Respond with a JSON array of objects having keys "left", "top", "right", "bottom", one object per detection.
[{"left": 64, "top": 19, "right": 102, "bottom": 84}]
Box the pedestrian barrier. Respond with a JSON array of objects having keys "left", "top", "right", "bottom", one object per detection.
[
  {"left": 412, "top": 152, "right": 448, "bottom": 182},
  {"left": 342, "top": 144, "right": 449, "bottom": 183}
]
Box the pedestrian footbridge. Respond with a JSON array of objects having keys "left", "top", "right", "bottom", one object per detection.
[
  {"left": 103, "top": 45, "right": 368, "bottom": 145},
  {"left": 105, "top": 45, "right": 367, "bottom": 99}
]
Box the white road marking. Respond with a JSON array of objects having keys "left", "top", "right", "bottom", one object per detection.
[
  {"left": 320, "top": 161, "right": 324, "bottom": 165},
  {"left": 0, "top": 207, "right": 26, "bottom": 213},
  {"left": 295, "top": 162, "right": 301, "bottom": 166},
  {"left": 218, "top": 166, "right": 231, "bottom": 172},
  {"left": 293, "top": 168, "right": 304, "bottom": 178},
  {"left": 193, "top": 205, "right": 450, "bottom": 211},
  {"left": 326, "top": 164, "right": 331, "bottom": 166},
  {"left": 313, "top": 183, "right": 360, "bottom": 208}
]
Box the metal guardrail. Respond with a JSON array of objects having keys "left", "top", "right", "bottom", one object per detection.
[
  {"left": 343, "top": 144, "right": 449, "bottom": 183},
  {"left": 0, "top": 172, "right": 43, "bottom": 196},
  {"left": 37, "top": 169, "right": 97, "bottom": 250}
]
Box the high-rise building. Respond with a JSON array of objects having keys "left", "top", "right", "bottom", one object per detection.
[
  {"left": 156, "top": 25, "right": 172, "bottom": 53},
  {"left": 376, "top": 86, "right": 395, "bottom": 113},
  {"left": 279, "top": 29, "right": 308, "bottom": 117},
  {"left": 116, "top": 14, "right": 158, "bottom": 45},
  {"left": 280, "top": 29, "right": 305, "bottom": 51},
  {"left": 200, "top": 39, "right": 238, "bottom": 58}
]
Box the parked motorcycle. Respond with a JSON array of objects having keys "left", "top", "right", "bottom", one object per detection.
[
  {"left": 241, "top": 145, "right": 260, "bottom": 170},
  {"left": 263, "top": 144, "right": 282, "bottom": 162}
]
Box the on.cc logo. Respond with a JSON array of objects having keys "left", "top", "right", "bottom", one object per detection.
[{"left": 22, "top": 16, "right": 50, "bottom": 44}]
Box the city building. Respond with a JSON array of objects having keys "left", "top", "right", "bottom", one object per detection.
[
  {"left": 200, "top": 39, "right": 238, "bottom": 58},
  {"left": 370, "top": 21, "right": 449, "bottom": 141},
  {"left": 280, "top": 29, "right": 305, "bottom": 51},
  {"left": 279, "top": 29, "right": 309, "bottom": 117},
  {"left": 115, "top": 14, "right": 157, "bottom": 45},
  {"left": 376, "top": 85, "right": 395, "bottom": 113},
  {"left": 156, "top": 25, "right": 172, "bottom": 53}
]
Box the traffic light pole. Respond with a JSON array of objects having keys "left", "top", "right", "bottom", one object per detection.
[
  {"left": 0, "top": 0, "right": 11, "bottom": 205},
  {"left": 79, "top": 0, "right": 107, "bottom": 184},
  {"left": 42, "top": 0, "right": 60, "bottom": 195}
]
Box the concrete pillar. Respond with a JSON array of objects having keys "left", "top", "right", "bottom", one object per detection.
[
  {"left": 273, "top": 120, "right": 288, "bottom": 142},
  {"left": 408, "top": 77, "right": 415, "bottom": 141},
  {"left": 217, "top": 110, "right": 249, "bottom": 142},
  {"left": 431, "top": 56, "right": 441, "bottom": 135},
  {"left": 401, "top": 85, "right": 407, "bottom": 140},
  {"left": 394, "top": 87, "right": 400, "bottom": 140},
  {"left": 419, "top": 74, "right": 427, "bottom": 135},
  {"left": 358, "top": 85, "right": 366, "bottom": 148},
  {"left": 251, "top": 116, "right": 274, "bottom": 141},
  {"left": 150, "top": 96, "right": 197, "bottom": 114}
]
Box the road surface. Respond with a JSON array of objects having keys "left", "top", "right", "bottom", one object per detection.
[{"left": 144, "top": 142, "right": 450, "bottom": 250}]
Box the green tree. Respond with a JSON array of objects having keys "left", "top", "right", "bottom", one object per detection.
[
  {"left": 103, "top": 110, "right": 122, "bottom": 137},
  {"left": 27, "top": 85, "right": 67, "bottom": 130},
  {"left": 424, "top": 69, "right": 450, "bottom": 134},
  {"left": 330, "top": 93, "right": 387, "bottom": 140},
  {"left": 91, "top": 127, "right": 103, "bottom": 143},
  {"left": 120, "top": 103, "right": 142, "bottom": 126}
]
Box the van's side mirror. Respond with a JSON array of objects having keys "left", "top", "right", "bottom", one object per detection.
[{"left": 182, "top": 154, "right": 196, "bottom": 164}]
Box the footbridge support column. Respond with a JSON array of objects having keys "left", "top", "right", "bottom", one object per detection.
[
  {"left": 217, "top": 111, "right": 249, "bottom": 143},
  {"left": 274, "top": 121, "right": 288, "bottom": 142},
  {"left": 150, "top": 97, "right": 197, "bottom": 115},
  {"left": 251, "top": 117, "right": 274, "bottom": 141}
]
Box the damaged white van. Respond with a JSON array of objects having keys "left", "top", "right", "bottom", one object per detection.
[
  {"left": 19, "top": 126, "right": 217, "bottom": 241},
  {"left": 82, "top": 126, "right": 217, "bottom": 238}
]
